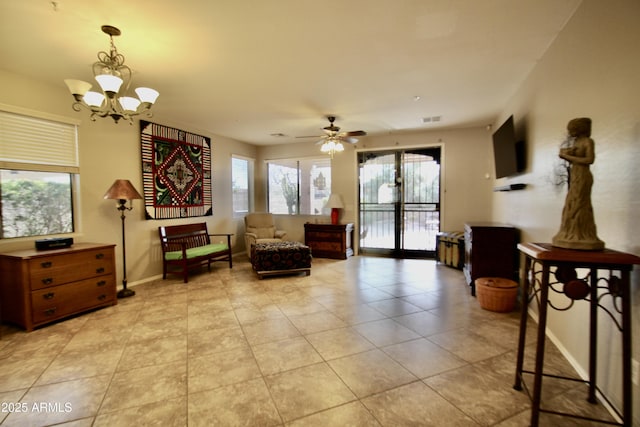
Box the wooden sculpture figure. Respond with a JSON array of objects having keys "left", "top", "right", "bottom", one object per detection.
[{"left": 552, "top": 117, "right": 604, "bottom": 250}]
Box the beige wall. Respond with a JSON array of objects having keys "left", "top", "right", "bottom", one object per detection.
[
  {"left": 491, "top": 0, "right": 640, "bottom": 421},
  {"left": 1, "top": 0, "right": 637, "bottom": 419},
  {"left": 256, "top": 126, "right": 493, "bottom": 249},
  {"left": 0, "top": 69, "right": 257, "bottom": 283}
]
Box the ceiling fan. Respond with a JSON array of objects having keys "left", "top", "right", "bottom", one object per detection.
[{"left": 297, "top": 116, "right": 367, "bottom": 146}]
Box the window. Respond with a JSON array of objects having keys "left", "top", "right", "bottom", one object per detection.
[
  {"left": 231, "top": 156, "right": 253, "bottom": 217},
  {"left": 267, "top": 157, "right": 331, "bottom": 215},
  {"left": 0, "top": 107, "right": 79, "bottom": 239}
]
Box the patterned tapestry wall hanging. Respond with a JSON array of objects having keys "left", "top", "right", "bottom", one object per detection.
[{"left": 140, "top": 120, "right": 212, "bottom": 219}]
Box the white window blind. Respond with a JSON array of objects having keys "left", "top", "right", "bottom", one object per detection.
[{"left": 0, "top": 109, "right": 79, "bottom": 173}]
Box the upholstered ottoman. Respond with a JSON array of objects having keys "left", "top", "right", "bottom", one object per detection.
[{"left": 251, "top": 241, "right": 312, "bottom": 279}]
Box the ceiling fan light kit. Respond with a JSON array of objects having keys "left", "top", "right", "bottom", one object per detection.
[
  {"left": 305, "top": 116, "right": 366, "bottom": 158},
  {"left": 64, "top": 25, "right": 159, "bottom": 124},
  {"left": 320, "top": 138, "right": 345, "bottom": 158}
]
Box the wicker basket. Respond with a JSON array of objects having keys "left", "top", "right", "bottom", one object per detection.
[{"left": 475, "top": 277, "right": 518, "bottom": 312}]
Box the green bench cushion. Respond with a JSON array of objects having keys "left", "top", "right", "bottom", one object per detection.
[{"left": 165, "top": 243, "right": 229, "bottom": 261}]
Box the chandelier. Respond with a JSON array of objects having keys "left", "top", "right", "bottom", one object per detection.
[
  {"left": 64, "top": 25, "right": 159, "bottom": 124},
  {"left": 320, "top": 138, "right": 344, "bottom": 158}
]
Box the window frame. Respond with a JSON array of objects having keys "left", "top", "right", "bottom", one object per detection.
[
  {"left": 266, "top": 156, "right": 331, "bottom": 216},
  {"left": 231, "top": 154, "right": 254, "bottom": 218},
  {"left": 0, "top": 104, "right": 81, "bottom": 240}
]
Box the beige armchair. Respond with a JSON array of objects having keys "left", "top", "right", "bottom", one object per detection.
[{"left": 244, "top": 213, "right": 287, "bottom": 256}]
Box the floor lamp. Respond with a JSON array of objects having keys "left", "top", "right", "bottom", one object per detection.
[{"left": 104, "top": 179, "right": 143, "bottom": 298}]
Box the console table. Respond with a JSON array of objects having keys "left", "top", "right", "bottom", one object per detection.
[
  {"left": 304, "top": 223, "right": 354, "bottom": 259},
  {"left": 514, "top": 242, "right": 640, "bottom": 426}
]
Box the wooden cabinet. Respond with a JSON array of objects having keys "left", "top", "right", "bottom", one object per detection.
[
  {"left": 0, "top": 243, "right": 117, "bottom": 331},
  {"left": 463, "top": 223, "right": 518, "bottom": 295},
  {"left": 304, "top": 223, "right": 354, "bottom": 259}
]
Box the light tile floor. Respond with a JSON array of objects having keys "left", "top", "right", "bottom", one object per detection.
[{"left": 0, "top": 256, "right": 617, "bottom": 426}]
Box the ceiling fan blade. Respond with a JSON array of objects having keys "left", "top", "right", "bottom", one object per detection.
[
  {"left": 295, "top": 135, "right": 322, "bottom": 139},
  {"left": 338, "top": 136, "right": 359, "bottom": 144},
  {"left": 342, "top": 130, "right": 367, "bottom": 137},
  {"left": 323, "top": 126, "right": 340, "bottom": 134}
]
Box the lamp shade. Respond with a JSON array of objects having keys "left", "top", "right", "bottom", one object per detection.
[
  {"left": 64, "top": 79, "right": 92, "bottom": 97},
  {"left": 135, "top": 87, "right": 160, "bottom": 104},
  {"left": 118, "top": 96, "right": 141, "bottom": 112},
  {"left": 83, "top": 91, "right": 106, "bottom": 107},
  {"left": 325, "top": 194, "right": 344, "bottom": 209},
  {"left": 104, "top": 179, "right": 143, "bottom": 200},
  {"left": 95, "top": 74, "right": 124, "bottom": 94}
]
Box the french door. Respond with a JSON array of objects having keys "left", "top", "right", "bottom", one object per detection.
[{"left": 358, "top": 147, "right": 441, "bottom": 258}]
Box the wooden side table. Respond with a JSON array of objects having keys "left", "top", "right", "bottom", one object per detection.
[{"left": 514, "top": 242, "right": 640, "bottom": 426}]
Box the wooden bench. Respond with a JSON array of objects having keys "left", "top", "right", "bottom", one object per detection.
[{"left": 158, "top": 223, "right": 232, "bottom": 283}]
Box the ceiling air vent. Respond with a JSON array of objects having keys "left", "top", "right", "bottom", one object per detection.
[{"left": 422, "top": 116, "right": 442, "bottom": 124}]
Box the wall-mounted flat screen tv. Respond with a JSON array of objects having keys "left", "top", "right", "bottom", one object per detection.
[{"left": 492, "top": 115, "right": 525, "bottom": 178}]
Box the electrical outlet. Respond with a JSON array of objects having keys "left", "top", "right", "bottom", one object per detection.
[{"left": 633, "top": 359, "right": 640, "bottom": 386}]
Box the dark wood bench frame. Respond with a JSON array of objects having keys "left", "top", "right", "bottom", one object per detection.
[{"left": 158, "top": 223, "right": 232, "bottom": 283}]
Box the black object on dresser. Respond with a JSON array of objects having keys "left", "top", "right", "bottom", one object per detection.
[{"left": 463, "top": 222, "right": 519, "bottom": 295}]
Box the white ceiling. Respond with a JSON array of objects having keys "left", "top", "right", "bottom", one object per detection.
[{"left": 0, "top": 0, "right": 581, "bottom": 145}]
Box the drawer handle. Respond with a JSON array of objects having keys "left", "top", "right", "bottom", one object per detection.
[
  {"left": 41, "top": 278, "right": 54, "bottom": 285},
  {"left": 95, "top": 253, "right": 105, "bottom": 259},
  {"left": 40, "top": 261, "right": 52, "bottom": 268},
  {"left": 43, "top": 292, "right": 55, "bottom": 300},
  {"left": 97, "top": 294, "right": 107, "bottom": 301},
  {"left": 44, "top": 307, "right": 57, "bottom": 316},
  {"left": 96, "top": 280, "right": 107, "bottom": 287},
  {"left": 96, "top": 267, "right": 105, "bottom": 274}
]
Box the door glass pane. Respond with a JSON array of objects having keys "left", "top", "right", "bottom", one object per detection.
[
  {"left": 402, "top": 150, "right": 440, "bottom": 250},
  {"left": 359, "top": 152, "right": 396, "bottom": 249},
  {"left": 359, "top": 147, "right": 441, "bottom": 255}
]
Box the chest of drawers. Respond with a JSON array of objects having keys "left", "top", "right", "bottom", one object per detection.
[
  {"left": 0, "top": 243, "right": 117, "bottom": 331},
  {"left": 304, "top": 223, "right": 354, "bottom": 259},
  {"left": 463, "top": 223, "right": 518, "bottom": 295}
]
